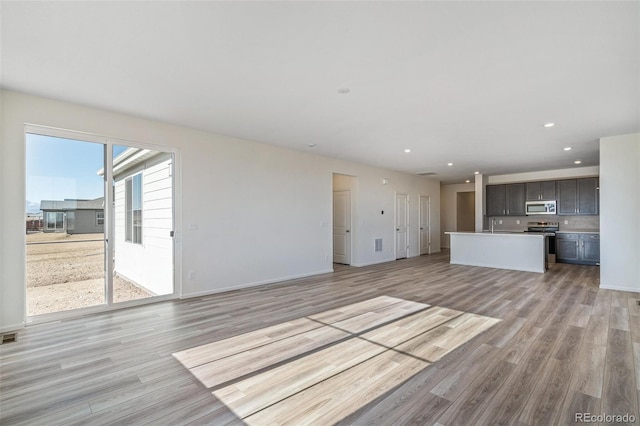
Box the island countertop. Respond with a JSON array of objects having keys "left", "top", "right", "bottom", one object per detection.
[{"left": 445, "top": 232, "right": 546, "bottom": 273}]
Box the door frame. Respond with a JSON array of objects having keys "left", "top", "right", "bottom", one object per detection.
[
  {"left": 332, "top": 189, "right": 352, "bottom": 265},
  {"left": 419, "top": 194, "right": 431, "bottom": 255},
  {"left": 24, "top": 124, "right": 182, "bottom": 324},
  {"left": 394, "top": 192, "right": 409, "bottom": 260}
]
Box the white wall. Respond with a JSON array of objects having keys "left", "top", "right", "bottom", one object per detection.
[
  {"left": 600, "top": 133, "right": 640, "bottom": 293},
  {"left": 0, "top": 90, "right": 441, "bottom": 331},
  {"left": 440, "top": 183, "right": 475, "bottom": 248},
  {"left": 487, "top": 166, "right": 600, "bottom": 184}
]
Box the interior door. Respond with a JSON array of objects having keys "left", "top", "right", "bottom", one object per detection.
[
  {"left": 419, "top": 195, "right": 431, "bottom": 255},
  {"left": 333, "top": 190, "right": 351, "bottom": 265},
  {"left": 396, "top": 193, "right": 408, "bottom": 259}
]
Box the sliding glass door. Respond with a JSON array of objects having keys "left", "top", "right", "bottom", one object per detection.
[
  {"left": 111, "top": 144, "right": 175, "bottom": 304},
  {"left": 25, "top": 128, "right": 175, "bottom": 319},
  {"left": 26, "top": 133, "right": 106, "bottom": 316}
]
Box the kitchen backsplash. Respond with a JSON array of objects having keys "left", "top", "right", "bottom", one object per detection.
[{"left": 487, "top": 215, "right": 599, "bottom": 231}]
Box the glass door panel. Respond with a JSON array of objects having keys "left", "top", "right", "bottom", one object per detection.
[
  {"left": 111, "top": 144, "right": 174, "bottom": 303},
  {"left": 25, "top": 133, "right": 106, "bottom": 316}
]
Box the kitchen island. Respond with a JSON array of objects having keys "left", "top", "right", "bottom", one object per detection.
[{"left": 446, "top": 232, "right": 546, "bottom": 273}]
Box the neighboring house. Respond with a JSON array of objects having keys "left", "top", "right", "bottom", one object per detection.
[
  {"left": 100, "top": 148, "right": 174, "bottom": 296},
  {"left": 40, "top": 198, "right": 104, "bottom": 234},
  {"left": 26, "top": 213, "right": 43, "bottom": 233}
]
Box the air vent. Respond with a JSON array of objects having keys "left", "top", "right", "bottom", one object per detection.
[
  {"left": 417, "top": 172, "right": 437, "bottom": 176},
  {"left": 375, "top": 238, "right": 383, "bottom": 252},
  {"left": 1, "top": 333, "right": 17, "bottom": 344}
]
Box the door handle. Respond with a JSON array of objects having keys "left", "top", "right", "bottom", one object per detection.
[
  {"left": 420, "top": 227, "right": 424, "bottom": 230},
  {"left": 396, "top": 228, "right": 400, "bottom": 231},
  {"left": 346, "top": 230, "right": 350, "bottom": 233}
]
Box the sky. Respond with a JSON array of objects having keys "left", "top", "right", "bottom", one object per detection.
[{"left": 26, "top": 134, "right": 127, "bottom": 212}]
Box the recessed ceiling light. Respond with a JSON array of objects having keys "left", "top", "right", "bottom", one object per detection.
[
  {"left": 563, "top": 147, "right": 572, "bottom": 151},
  {"left": 404, "top": 148, "right": 411, "bottom": 153},
  {"left": 474, "top": 171, "right": 480, "bottom": 175},
  {"left": 307, "top": 143, "right": 316, "bottom": 148},
  {"left": 574, "top": 160, "right": 582, "bottom": 164},
  {"left": 337, "top": 87, "right": 350, "bottom": 94},
  {"left": 465, "top": 180, "right": 471, "bottom": 183},
  {"left": 543, "top": 122, "right": 555, "bottom": 128},
  {"left": 447, "top": 162, "right": 453, "bottom": 166}
]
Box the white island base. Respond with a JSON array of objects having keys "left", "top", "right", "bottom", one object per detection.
[{"left": 446, "top": 232, "right": 546, "bottom": 273}]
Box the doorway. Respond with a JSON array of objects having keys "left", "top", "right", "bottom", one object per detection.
[
  {"left": 456, "top": 191, "right": 476, "bottom": 232},
  {"left": 419, "top": 195, "right": 431, "bottom": 255},
  {"left": 395, "top": 193, "right": 408, "bottom": 259},
  {"left": 25, "top": 127, "right": 176, "bottom": 319},
  {"left": 333, "top": 190, "right": 351, "bottom": 265}
]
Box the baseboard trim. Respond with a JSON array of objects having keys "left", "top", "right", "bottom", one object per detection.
[
  {"left": 1, "top": 322, "right": 25, "bottom": 334},
  {"left": 599, "top": 284, "right": 640, "bottom": 293},
  {"left": 181, "top": 269, "right": 335, "bottom": 299}
]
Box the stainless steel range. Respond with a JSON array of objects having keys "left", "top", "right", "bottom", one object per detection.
[
  {"left": 526, "top": 221, "right": 559, "bottom": 264},
  {"left": 526, "top": 221, "right": 559, "bottom": 234}
]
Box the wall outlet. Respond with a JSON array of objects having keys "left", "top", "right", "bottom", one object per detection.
[
  {"left": 499, "top": 220, "right": 503, "bottom": 224},
  {"left": 564, "top": 220, "right": 569, "bottom": 225},
  {"left": 516, "top": 220, "right": 520, "bottom": 225},
  {"left": 188, "top": 223, "right": 198, "bottom": 230},
  {"left": 188, "top": 271, "right": 196, "bottom": 280},
  {"left": 324, "top": 254, "right": 330, "bottom": 262}
]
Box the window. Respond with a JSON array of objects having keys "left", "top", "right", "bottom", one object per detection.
[
  {"left": 96, "top": 211, "right": 104, "bottom": 226},
  {"left": 46, "top": 212, "right": 64, "bottom": 231},
  {"left": 125, "top": 173, "right": 142, "bottom": 244}
]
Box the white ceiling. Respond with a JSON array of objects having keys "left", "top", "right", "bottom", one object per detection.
[{"left": 2, "top": 1, "right": 638, "bottom": 183}]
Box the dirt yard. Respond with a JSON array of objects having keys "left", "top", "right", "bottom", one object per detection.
[{"left": 26, "top": 232, "right": 153, "bottom": 316}]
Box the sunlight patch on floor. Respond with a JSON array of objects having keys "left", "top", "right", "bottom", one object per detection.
[{"left": 173, "top": 295, "right": 500, "bottom": 424}]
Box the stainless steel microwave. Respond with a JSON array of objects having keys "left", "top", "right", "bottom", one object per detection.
[{"left": 525, "top": 200, "right": 556, "bottom": 215}]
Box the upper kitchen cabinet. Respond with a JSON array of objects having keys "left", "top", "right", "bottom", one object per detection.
[
  {"left": 486, "top": 183, "right": 525, "bottom": 216},
  {"left": 525, "top": 180, "right": 556, "bottom": 201},
  {"left": 506, "top": 183, "right": 526, "bottom": 215},
  {"left": 486, "top": 184, "right": 506, "bottom": 216},
  {"left": 557, "top": 178, "right": 599, "bottom": 215}
]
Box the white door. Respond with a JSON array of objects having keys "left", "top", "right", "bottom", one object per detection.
[
  {"left": 420, "top": 195, "right": 431, "bottom": 255},
  {"left": 333, "top": 190, "right": 351, "bottom": 265},
  {"left": 396, "top": 193, "right": 408, "bottom": 259}
]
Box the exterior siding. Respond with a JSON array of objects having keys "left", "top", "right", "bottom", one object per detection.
[
  {"left": 114, "top": 157, "right": 173, "bottom": 296},
  {"left": 67, "top": 210, "right": 104, "bottom": 234}
]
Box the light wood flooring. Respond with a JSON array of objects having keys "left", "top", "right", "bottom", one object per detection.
[{"left": 1, "top": 251, "right": 639, "bottom": 425}]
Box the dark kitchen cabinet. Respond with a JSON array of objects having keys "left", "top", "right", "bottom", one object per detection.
[
  {"left": 486, "top": 183, "right": 525, "bottom": 216},
  {"left": 556, "top": 233, "right": 599, "bottom": 265},
  {"left": 486, "top": 184, "right": 506, "bottom": 216},
  {"left": 556, "top": 235, "right": 580, "bottom": 262},
  {"left": 525, "top": 181, "right": 556, "bottom": 201},
  {"left": 581, "top": 234, "right": 601, "bottom": 263},
  {"left": 506, "top": 183, "right": 525, "bottom": 215},
  {"left": 557, "top": 178, "right": 599, "bottom": 215},
  {"left": 578, "top": 178, "right": 599, "bottom": 215}
]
